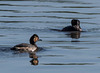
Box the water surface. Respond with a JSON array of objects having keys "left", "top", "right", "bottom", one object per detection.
[{"left": 0, "top": 0, "right": 100, "bottom": 73}]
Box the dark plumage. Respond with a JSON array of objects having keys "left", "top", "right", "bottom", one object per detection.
[
  {"left": 11, "top": 34, "right": 41, "bottom": 52},
  {"left": 62, "top": 19, "right": 82, "bottom": 31}
]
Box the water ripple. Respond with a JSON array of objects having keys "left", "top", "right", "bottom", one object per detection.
[
  {"left": 42, "top": 63, "right": 95, "bottom": 65},
  {"left": 0, "top": 9, "right": 27, "bottom": 13},
  {"left": 0, "top": 4, "right": 55, "bottom": 8}
]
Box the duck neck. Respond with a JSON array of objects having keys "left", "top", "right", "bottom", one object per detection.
[
  {"left": 30, "top": 40, "right": 35, "bottom": 45},
  {"left": 31, "top": 43, "right": 35, "bottom": 45},
  {"left": 31, "top": 43, "right": 37, "bottom": 48}
]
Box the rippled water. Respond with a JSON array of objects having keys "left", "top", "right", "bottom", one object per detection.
[{"left": 0, "top": 0, "right": 100, "bottom": 73}]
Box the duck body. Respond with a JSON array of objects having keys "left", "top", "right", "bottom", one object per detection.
[
  {"left": 11, "top": 43, "right": 37, "bottom": 52},
  {"left": 62, "top": 26, "right": 81, "bottom": 31}
]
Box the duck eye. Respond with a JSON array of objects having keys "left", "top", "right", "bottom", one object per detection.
[
  {"left": 34, "top": 36, "right": 38, "bottom": 42},
  {"left": 36, "top": 37, "right": 38, "bottom": 41},
  {"left": 34, "top": 37, "right": 36, "bottom": 40}
]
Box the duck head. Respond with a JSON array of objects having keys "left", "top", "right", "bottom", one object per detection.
[
  {"left": 71, "top": 19, "right": 80, "bottom": 26},
  {"left": 30, "top": 34, "right": 42, "bottom": 45},
  {"left": 71, "top": 19, "right": 82, "bottom": 31}
]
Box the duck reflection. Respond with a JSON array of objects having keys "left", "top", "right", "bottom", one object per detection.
[
  {"left": 66, "top": 31, "right": 81, "bottom": 42},
  {"left": 29, "top": 52, "right": 39, "bottom": 65},
  {"left": 12, "top": 51, "right": 39, "bottom": 66},
  {"left": 69, "top": 31, "right": 81, "bottom": 39}
]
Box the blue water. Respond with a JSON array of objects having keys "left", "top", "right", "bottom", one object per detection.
[{"left": 0, "top": 0, "right": 100, "bottom": 73}]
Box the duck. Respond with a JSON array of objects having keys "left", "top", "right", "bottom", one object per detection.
[
  {"left": 11, "top": 34, "right": 41, "bottom": 52},
  {"left": 62, "top": 19, "right": 82, "bottom": 31}
]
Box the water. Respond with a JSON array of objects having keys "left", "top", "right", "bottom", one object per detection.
[{"left": 0, "top": 0, "right": 100, "bottom": 73}]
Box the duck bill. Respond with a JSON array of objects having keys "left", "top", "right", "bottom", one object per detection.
[{"left": 38, "top": 39, "right": 42, "bottom": 41}]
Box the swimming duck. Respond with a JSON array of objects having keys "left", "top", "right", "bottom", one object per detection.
[
  {"left": 62, "top": 19, "right": 82, "bottom": 31},
  {"left": 11, "top": 34, "right": 41, "bottom": 52}
]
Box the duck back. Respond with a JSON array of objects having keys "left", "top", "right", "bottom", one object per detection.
[{"left": 11, "top": 43, "right": 37, "bottom": 52}]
